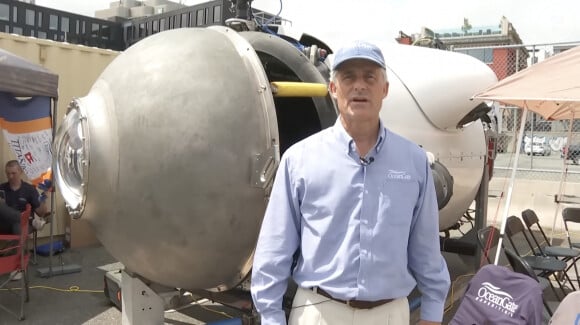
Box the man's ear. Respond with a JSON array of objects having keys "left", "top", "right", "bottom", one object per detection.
[
  {"left": 383, "top": 81, "right": 389, "bottom": 99},
  {"left": 329, "top": 80, "right": 337, "bottom": 99}
]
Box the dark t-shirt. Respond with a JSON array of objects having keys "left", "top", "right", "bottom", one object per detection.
[{"left": 0, "top": 181, "right": 40, "bottom": 213}]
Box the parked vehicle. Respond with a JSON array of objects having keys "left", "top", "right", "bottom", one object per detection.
[
  {"left": 524, "top": 140, "right": 552, "bottom": 156},
  {"left": 561, "top": 144, "right": 580, "bottom": 164}
]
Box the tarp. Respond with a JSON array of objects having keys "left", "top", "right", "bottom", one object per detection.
[
  {"left": 0, "top": 48, "right": 59, "bottom": 98},
  {"left": 473, "top": 45, "right": 580, "bottom": 261},
  {"left": 474, "top": 45, "right": 580, "bottom": 120},
  {"left": 0, "top": 47, "right": 59, "bottom": 274}
]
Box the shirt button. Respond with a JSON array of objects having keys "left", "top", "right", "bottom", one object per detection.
[{"left": 361, "top": 279, "right": 366, "bottom": 284}]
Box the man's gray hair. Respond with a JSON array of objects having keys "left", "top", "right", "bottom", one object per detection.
[{"left": 329, "top": 68, "right": 388, "bottom": 83}]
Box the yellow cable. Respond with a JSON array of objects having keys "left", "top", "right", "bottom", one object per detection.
[
  {"left": 442, "top": 262, "right": 512, "bottom": 314},
  {"left": 0, "top": 285, "right": 103, "bottom": 293},
  {"left": 198, "top": 303, "right": 233, "bottom": 319}
]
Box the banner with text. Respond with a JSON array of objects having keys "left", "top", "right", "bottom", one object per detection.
[{"left": 0, "top": 92, "right": 52, "bottom": 186}]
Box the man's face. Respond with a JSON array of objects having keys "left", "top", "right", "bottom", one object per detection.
[
  {"left": 5, "top": 165, "right": 22, "bottom": 185},
  {"left": 329, "top": 59, "right": 389, "bottom": 123}
]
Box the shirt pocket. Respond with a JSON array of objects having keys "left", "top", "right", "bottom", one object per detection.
[{"left": 379, "top": 179, "right": 419, "bottom": 227}]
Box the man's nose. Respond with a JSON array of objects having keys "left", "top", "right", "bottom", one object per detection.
[{"left": 353, "top": 77, "right": 367, "bottom": 90}]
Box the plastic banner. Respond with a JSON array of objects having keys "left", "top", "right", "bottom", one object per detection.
[{"left": 0, "top": 92, "right": 52, "bottom": 185}]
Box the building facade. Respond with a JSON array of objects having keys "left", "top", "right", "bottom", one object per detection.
[
  {"left": 0, "top": 0, "right": 125, "bottom": 50},
  {"left": 433, "top": 16, "right": 528, "bottom": 81},
  {"left": 0, "top": 0, "right": 282, "bottom": 51}
]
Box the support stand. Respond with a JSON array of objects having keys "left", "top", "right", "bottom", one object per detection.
[
  {"left": 121, "top": 271, "right": 165, "bottom": 325},
  {"left": 473, "top": 162, "right": 489, "bottom": 269}
]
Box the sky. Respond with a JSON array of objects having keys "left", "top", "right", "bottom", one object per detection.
[{"left": 35, "top": 0, "right": 580, "bottom": 49}]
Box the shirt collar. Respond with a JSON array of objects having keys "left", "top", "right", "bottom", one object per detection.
[{"left": 332, "top": 118, "right": 387, "bottom": 155}]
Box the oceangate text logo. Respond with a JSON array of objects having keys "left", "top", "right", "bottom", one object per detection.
[
  {"left": 387, "top": 169, "right": 411, "bottom": 181},
  {"left": 476, "top": 282, "right": 519, "bottom": 317}
]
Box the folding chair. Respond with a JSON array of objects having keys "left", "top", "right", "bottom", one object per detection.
[
  {"left": 521, "top": 209, "right": 580, "bottom": 289},
  {"left": 562, "top": 207, "right": 580, "bottom": 250},
  {"left": 504, "top": 215, "right": 569, "bottom": 300},
  {"left": 0, "top": 205, "right": 32, "bottom": 321},
  {"left": 504, "top": 248, "right": 554, "bottom": 317},
  {"left": 476, "top": 225, "right": 501, "bottom": 264}
]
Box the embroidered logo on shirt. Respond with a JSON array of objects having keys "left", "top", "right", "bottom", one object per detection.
[
  {"left": 475, "top": 282, "right": 519, "bottom": 317},
  {"left": 386, "top": 170, "right": 411, "bottom": 181}
]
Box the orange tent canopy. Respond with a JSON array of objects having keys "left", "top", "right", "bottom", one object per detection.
[{"left": 473, "top": 45, "right": 580, "bottom": 120}]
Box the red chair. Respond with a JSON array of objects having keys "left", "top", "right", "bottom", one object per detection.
[{"left": 0, "top": 204, "right": 32, "bottom": 321}]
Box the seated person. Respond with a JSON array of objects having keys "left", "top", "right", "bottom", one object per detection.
[{"left": 0, "top": 160, "right": 48, "bottom": 235}]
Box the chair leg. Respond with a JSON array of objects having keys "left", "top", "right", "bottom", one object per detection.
[
  {"left": 32, "top": 231, "right": 37, "bottom": 265},
  {"left": 24, "top": 269, "right": 30, "bottom": 303},
  {"left": 566, "top": 257, "right": 580, "bottom": 289},
  {"left": 562, "top": 267, "right": 576, "bottom": 291},
  {"left": 552, "top": 273, "right": 568, "bottom": 298},
  {"left": 546, "top": 276, "right": 562, "bottom": 301},
  {"left": 19, "top": 271, "right": 25, "bottom": 320},
  {"left": 542, "top": 298, "right": 553, "bottom": 317}
]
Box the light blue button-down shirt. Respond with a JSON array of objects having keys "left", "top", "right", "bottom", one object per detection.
[{"left": 251, "top": 119, "right": 450, "bottom": 324}]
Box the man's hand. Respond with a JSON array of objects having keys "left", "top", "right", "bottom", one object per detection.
[{"left": 418, "top": 321, "right": 440, "bottom": 325}]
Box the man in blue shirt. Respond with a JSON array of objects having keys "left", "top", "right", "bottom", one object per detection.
[
  {"left": 251, "top": 40, "right": 450, "bottom": 325},
  {"left": 0, "top": 160, "right": 47, "bottom": 235}
]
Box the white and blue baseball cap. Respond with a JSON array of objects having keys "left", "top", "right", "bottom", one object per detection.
[{"left": 332, "top": 40, "right": 386, "bottom": 70}]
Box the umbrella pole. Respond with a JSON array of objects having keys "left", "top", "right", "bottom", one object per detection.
[
  {"left": 48, "top": 98, "right": 58, "bottom": 277},
  {"left": 495, "top": 106, "right": 528, "bottom": 265},
  {"left": 550, "top": 114, "right": 575, "bottom": 244}
]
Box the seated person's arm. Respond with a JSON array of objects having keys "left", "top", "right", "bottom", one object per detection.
[{"left": 34, "top": 200, "right": 48, "bottom": 218}]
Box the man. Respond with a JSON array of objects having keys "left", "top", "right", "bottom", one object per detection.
[
  {"left": 0, "top": 160, "right": 48, "bottom": 235},
  {"left": 251, "top": 40, "right": 450, "bottom": 325}
]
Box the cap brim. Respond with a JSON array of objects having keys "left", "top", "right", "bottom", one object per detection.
[{"left": 333, "top": 56, "right": 385, "bottom": 70}]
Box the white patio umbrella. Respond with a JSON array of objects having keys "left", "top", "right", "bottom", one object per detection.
[{"left": 473, "top": 45, "right": 580, "bottom": 264}]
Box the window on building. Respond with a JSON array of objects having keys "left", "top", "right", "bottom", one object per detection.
[
  {"left": 37, "top": 11, "right": 42, "bottom": 27},
  {"left": 196, "top": 9, "right": 203, "bottom": 26},
  {"left": 189, "top": 12, "right": 194, "bottom": 26},
  {"left": 3, "top": 25, "right": 10, "bottom": 33},
  {"left": 101, "top": 25, "right": 110, "bottom": 40},
  {"left": 37, "top": 30, "right": 46, "bottom": 39},
  {"left": 29, "top": 29, "right": 34, "bottom": 36},
  {"left": 75, "top": 20, "right": 80, "bottom": 34},
  {"left": 81, "top": 21, "right": 86, "bottom": 34},
  {"left": 61, "top": 17, "right": 69, "bottom": 33},
  {"left": 49, "top": 14, "right": 58, "bottom": 30},
  {"left": 152, "top": 20, "right": 158, "bottom": 33},
  {"left": 91, "top": 23, "right": 99, "bottom": 37},
  {"left": 160, "top": 18, "right": 166, "bottom": 31},
  {"left": 25, "top": 9, "right": 34, "bottom": 25},
  {"left": 174, "top": 15, "right": 180, "bottom": 28},
  {"left": 12, "top": 6, "right": 17, "bottom": 23},
  {"left": 12, "top": 26, "right": 22, "bottom": 35},
  {"left": 213, "top": 5, "right": 221, "bottom": 22},
  {"left": 464, "top": 48, "right": 494, "bottom": 64},
  {"left": 139, "top": 23, "right": 145, "bottom": 37},
  {"left": 181, "top": 13, "right": 188, "bottom": 27},
  {"left": 204, "top": 8, "right": 209, "bottom": 24},
  {"left": 0, "top": 4, "right": 9, "bottom": 21}
]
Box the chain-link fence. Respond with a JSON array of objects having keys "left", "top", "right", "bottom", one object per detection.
[{"left": 454, "top": 42, "right": 580, "bottom": 182}]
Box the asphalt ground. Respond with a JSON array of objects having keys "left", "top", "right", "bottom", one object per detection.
[{"left": 0, "top": 228, "right": 578, "bottom": 325}]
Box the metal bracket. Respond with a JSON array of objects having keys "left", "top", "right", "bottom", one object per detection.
[{"left": 251, "top": 145, "right": 279, "bottom": 189}]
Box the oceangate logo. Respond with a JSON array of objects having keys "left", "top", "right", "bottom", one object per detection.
[
  {"left": 387, "top": 169, "right": 411, "bottom": 181},
  {"left": 476, "top": 282, "right": 519, "bottom": 317}
]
